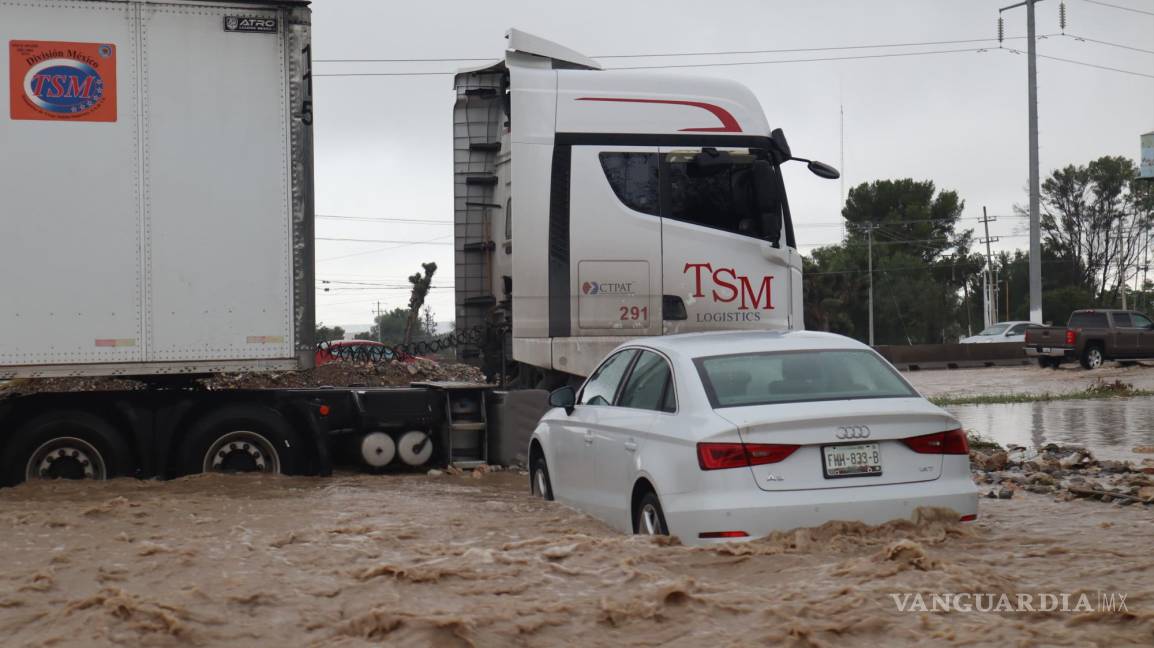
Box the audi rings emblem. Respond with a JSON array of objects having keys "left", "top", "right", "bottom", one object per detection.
[{"left": 836, "top": 425, "right": 871, "bottom": 440}]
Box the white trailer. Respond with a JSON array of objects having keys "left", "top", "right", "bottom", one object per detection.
[
  {"left": 453, "top": 30, "right": 838, "bottom": 380},
  {"left": 1, "top": 0, "right": 315, "bottom": 379}
]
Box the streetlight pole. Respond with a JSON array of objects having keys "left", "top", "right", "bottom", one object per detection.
[{"left": 1000, "top": 0, "right": 1045, "bottom": 323}]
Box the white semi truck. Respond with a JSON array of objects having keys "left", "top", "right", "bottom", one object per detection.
[
  {"left": 455, "top": 30, "right": 838, "bottom": 382},
  {"left": 0, "top": 0, "right": 836, "bottom": 486}
]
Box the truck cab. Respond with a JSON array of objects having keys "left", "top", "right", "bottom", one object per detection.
[{"left": 454, "top": 30, "right": 836, "bottom": 379}]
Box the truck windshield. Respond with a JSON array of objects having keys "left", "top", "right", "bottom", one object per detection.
[
  {"left": 598, "top": 148, "right": 795, "bottom": 248},
  {"left": 694, "top": 349, "right": 917, "bottom": 408},
  {"left": 665, "top": 150, "right": 793, "bottom": 248}
]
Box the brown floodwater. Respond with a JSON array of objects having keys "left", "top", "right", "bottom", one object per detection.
[{"left": 1, "top": 472, "right": 1151, "bottom": 647}]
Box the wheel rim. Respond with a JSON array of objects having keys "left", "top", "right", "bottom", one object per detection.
[
  {"left": 1089, "top": 349, "right": 1102, "bottom": 368},
  {"left": 203, "top": 430, "right": 281, "bottom": 474},
  {"left": 397, "top": 431, "right": 433, "bottom": 466},
  {"left": 26, "top": 437, "right": 106, "bottom": 481},
  {"left": 640, "top": 503, "right": 660, "bottom": 535},
  {"left": 534, "top": 467, "right": 548, "bottom": 497}
]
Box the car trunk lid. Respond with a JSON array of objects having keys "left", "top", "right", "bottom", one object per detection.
[{"left": 715, "top": 398, "right": 956, "bottom": 492}]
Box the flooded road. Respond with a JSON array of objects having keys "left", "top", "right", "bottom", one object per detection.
[
  {"left": 905, "top": 363, "right": 1154, "bottom": 400},
  {"left": 947, "top": 398, "right": 1154, "bottom": 462},
  {"left": 1, "top": 472, "right": 1151, "bottom": 647}
]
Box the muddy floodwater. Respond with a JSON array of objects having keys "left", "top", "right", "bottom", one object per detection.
[
  {"left": 947, "top": 398, "right": 1154, "bottom": 462},
  {"left": 1, "top": 472, "right": 1151, "bottom": 647}
]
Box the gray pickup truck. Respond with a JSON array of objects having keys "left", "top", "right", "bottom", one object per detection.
[{"left": 1024, "top": 309, "right": 1154, "bottom": 369}]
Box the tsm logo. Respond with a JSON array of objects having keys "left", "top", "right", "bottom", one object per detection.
[{"left": 683, "top": 262, "right": 775, "bottom": 310}]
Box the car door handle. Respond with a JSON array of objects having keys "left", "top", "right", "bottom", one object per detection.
[{"left": 624, "top": 439, "right": 637, "bottom": 452}]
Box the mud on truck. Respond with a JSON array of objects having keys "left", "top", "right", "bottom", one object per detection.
[{"left": 0, "top": 0, "right": 837, "bottom": 487}]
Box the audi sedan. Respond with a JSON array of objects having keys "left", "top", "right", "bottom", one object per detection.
[{"left": 528, "top": 330, "right": 978, "bottom": 545}]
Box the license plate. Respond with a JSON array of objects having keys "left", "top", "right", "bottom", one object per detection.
[
  {"left": 1040, "top": 347, "right": 1051, "bottom": 353},
  {"left": 822, "top": 443, "right": 882, "bottom": 478}
]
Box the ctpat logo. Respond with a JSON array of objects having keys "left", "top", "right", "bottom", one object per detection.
[
  {"left": 9, "top": 41, "right": 117, "bottom": 122},
  {"left": 582, "top": 281, "right": 600, "bottom": 295}
]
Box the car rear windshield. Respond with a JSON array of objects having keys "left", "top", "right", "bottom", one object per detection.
[
  {"left": 694, "top": 349, "right": 918, "bottom": 408},
  {"left": 1068, "top": 312, "right": 1109, "bottom": 328}
]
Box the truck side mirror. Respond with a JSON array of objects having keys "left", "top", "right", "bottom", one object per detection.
[
  {"left": 806, "top": 160, "right": 840, "bottom": 179},
  {"left": 770, "top": 128, "right": 791, "bottom": 163},
  {"left": 549, "top": 385, "right": 576, "bottom": 414}
]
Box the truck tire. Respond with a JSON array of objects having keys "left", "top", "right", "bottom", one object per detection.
[
  {"left": 178, "top": 406, "right": 302, "bottom": 476},
  {"left": 1, "top": 411, "right": 131, "bottom": 486},
  {"left": 1080, "top": 345, "right": 1104, "bottom": 370}
]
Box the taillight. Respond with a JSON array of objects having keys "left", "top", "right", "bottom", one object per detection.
[
  {"left": 699, "top": 531, "right": 749, "bottom": 539},
  {"left": 1065, "top": 329, "right": 1076, "bottom": 345},
  {"left": 697, "top": 442, "right": 798, "bottom": 470},
  {"left": 902, "top": 428, "right": 969, "bottom": 455}
]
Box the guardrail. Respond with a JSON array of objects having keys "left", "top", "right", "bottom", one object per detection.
[{"left": 873, "top": 342, "right": 1030, "bottom": 371}]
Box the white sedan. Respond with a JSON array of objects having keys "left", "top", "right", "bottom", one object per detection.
[
  {"left": 528, "top": 330, "right": 978, "bottom": 545},
  {"left": 959, "top": 321, "right": 1037, "bottom": 344}
]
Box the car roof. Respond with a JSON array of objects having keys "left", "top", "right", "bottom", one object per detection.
[{"left": 626, "top": 330, "right": 870, "bottom": 358}]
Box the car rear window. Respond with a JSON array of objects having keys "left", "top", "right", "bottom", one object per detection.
[
  {"left": 694, "top": 349, "right": 918, "bottom": 408},
  {"left": 1069, "top": 312, "right": 1108, "bottom": 328}
]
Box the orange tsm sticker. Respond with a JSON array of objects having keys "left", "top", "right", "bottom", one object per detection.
[{"left": 9, "top": 40, "right": 117, "bottom": 122}]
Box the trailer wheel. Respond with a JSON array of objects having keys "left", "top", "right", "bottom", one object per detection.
[
  {"left": 2, "top": 411, "right": 131, "bottom": 485},
  {"left": 179, "top": 406, "right": 302, "bottom": 476},
  {"left": 396, "top": 430, "right": 434, "bottom": 467}
]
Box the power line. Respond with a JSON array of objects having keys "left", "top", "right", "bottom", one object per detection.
[
  {"left": 1064, "top": 32, "right": 1154, "bottom": 55},
  {"left": 318, "top": 234, "right": 454, "bottom": 262},
  {"left": 317, "top": 236, "right": 454, "bottom": 245},
  {"left": 1080, "top": 0, "right": 1154, "bottom": 17},
  {"left": 313, "top": 45, "right": 1004, "bottom": 77},
  {"left": 315, "top": 35, "right": 1037, "bottom": 64},
  {"left": 318, "top": 214, "right": 452, "bottom": 225},
  {"left": 604, "top": 47, "right": 993, "bottom": 71},
  {"left": 1003, "top": 47, "right": 1154, "bottom": 78}
]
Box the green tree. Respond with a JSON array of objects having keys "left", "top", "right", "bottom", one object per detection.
[
  {"left": 805, "top": 179, "right": 980, "bottom": 345},
  {"left": 1038, "top": 156, "right": 1153, "bottom": 303},
  {"left": 355, "top": 307, "right": 409, "bottom": 344},
  {"left": 315, "top": 322, "right": 346, "bottom": 342}
]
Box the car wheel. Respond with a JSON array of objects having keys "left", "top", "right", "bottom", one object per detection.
[
  {"left": 178, "top": 406, "right": 301, "bottom": 476},
  {"left": 2, "top": 411, "right": 131, "bottom": 485},
  {"left": 1080, "top": 345, "right": 1104, "bottom": 370},
  {"left": 530, "top": 451, "right": 553, "bottom": 501},
  {"left": 635, "top": 491, "right": 669, "bottom": 536}
]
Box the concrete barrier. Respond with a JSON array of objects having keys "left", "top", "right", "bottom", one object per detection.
[{"left": 873, "top": 342, "right": 1030, "bottom": 371}]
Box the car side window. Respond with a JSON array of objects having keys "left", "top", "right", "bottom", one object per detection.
[
  {"left": 1134, "top": 313, "right": 1154, "bottom": 329},
  {"left": 618, "top": 351, "right": 674, "bottom": 412},
  {"left": 579, "top": 350, "right": 637, "bottom": 406},
  {"left": 1008, "top": 324, "right": 1030, "bottom": 335},
  {"left": 1113, "top": 313, "right": 1134, "bottom": 328}
]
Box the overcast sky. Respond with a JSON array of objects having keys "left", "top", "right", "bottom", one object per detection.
[{"left": 309, "top": 0, "right": 1154, "bottom": 330}]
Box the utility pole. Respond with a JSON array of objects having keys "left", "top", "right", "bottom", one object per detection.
[
  {"left": 979, "top": 208, "right": 1000, "bottom": 327},
  {"left": 375, "top": 301, "right": 384, "bottom": 343},
  {"left": 862, "top": 223, "right": 879, "bottom": 346},
  {"left": 1119, "top": 218, "right": 1128, "bottom": 309},
  {"left": 999, "top": 0, "right": 1045, "bottom": 323}
]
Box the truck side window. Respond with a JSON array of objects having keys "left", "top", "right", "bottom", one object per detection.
[
  {"left": 1134, "top": 314, "right": 1153, "bottom": 329},
  {"left": 665, "top": 157, "right": 758, "bottom": 238},
  {"left": 599, "top": 153, "right": 659, "bottom": 216},
  {"left": 1068, "top": 312, "right": 1109, "bottom": 328},
  {"left": 1113, "top": 313, "right": 1133, "bottom": 328}
]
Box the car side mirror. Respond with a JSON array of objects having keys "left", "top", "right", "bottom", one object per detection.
[{"left": 549, "top": 385, "right": 576, "bottom": 414}]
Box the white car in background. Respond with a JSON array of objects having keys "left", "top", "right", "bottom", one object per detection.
[
  {"left": 959, "top": 321, "right": 1036, "bottom": 344},
  {"left": 528, "top": 331, "right": 978, "bottom": 545}
]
